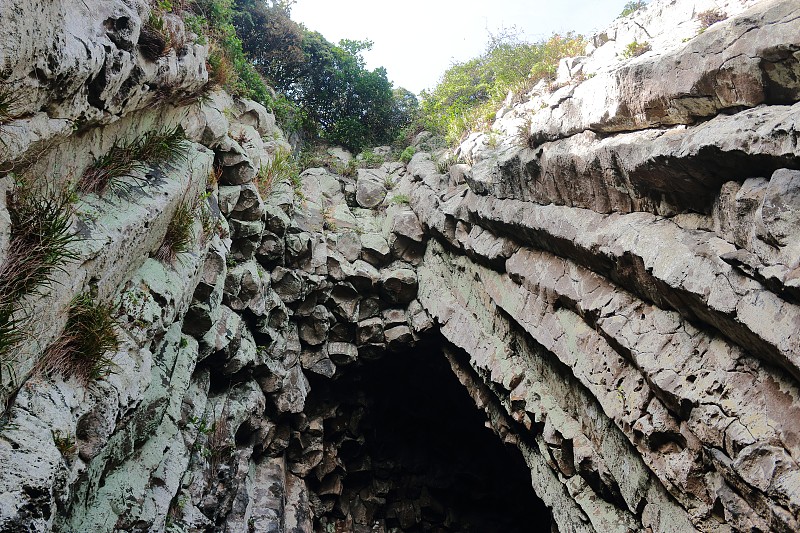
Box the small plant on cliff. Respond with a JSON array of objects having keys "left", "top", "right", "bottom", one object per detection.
[
  {"left": 618, "top": 0, "right": 647, "bottom": 18},
  {"left": 697, "top": 9, "right": 727, "bottom": 30},
  {"left": 0, "top": 85, "right": 18, "bottom": 125},
  {"left": 42, "top": 293, "right": 119, "bottom": 383},
  {"left": 0, "top": 186, "right": 81, "bottom": 363},
  {"left": 154, "top": 200, "right": 196, "bottom": 264},
  {"left": 620, "top": 40, "right": 651, "bottom": 59},
  {"left": 436, "top": 154, "right": 458, "bottom": 175},
  {"left": 399, "top": 146, "right": 416, "bottom": 165},
  {"left": 140, "top": 14, "right": 170, "bottom": 61},
  {"left": 356, "top": 150, "right": 385, "bottom": 169},
  {"left": 390, "top": 194, "right": 410, "bottom": 205},
  {"left": 515, "top": 115, "right": 535, "bottom": 148},
  {"left": 256, "top": 147, "right": 298, "bottom": 197},
  {"left": 79, "top": 126, "right": 189, "bottom": 195},
  {"left": 52, "top": 430, "right": 77, "bottom": 456}
]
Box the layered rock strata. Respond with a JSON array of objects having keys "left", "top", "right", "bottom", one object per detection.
[{"left": 0, "top": 0, "right": 799, "bottom": 532}]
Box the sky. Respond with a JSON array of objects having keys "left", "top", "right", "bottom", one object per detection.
[{"left": 291, "top": 0, "right": 636, "bottom": 95}]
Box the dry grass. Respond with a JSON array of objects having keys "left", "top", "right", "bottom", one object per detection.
[
  {"left": 42, "top": 294, "right": 119, "bottom": 383},
  {"left": 154, "top": 200, "right": 196, "bottom": 264},
  {"left": 79, "top": 126, "right": 188, "bottom": 195},
  {"left": 697, "top": 9, "right": 727, "bottom": 29},
  {"left": 256, "top": 147, "right": 297, "bottom": 197}
]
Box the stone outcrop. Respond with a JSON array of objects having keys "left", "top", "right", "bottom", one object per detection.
[{"left": 0, "top": 0, "right": 799, "bottom": 532}]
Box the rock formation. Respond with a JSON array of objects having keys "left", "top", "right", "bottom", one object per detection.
[{"left": 0, "top": 0, "right": 798, "bottom": 531}]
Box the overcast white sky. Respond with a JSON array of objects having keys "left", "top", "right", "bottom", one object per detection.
[{"left": 291, "top": 0, "right": 636, "bottom": 95}]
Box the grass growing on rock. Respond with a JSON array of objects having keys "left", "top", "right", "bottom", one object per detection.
[
  {"left": 155, "top": 200, "right": 196, "bottom": 264},
  {"left": 79, "top": 126, "right": 189, "bottom": 195},
  {"left": 43, "top": 293, "right": 119, "bottom": 383},
  {"left": 256, "top": 147, "right": 297, "bottom": 197},
  {"left": 0, "top": 187, "right": 81, "bottom": 361},
  {"left": 0, "top": 85, "right": 18, "bottom": 124},
  {"left": 621, "top": 40, "right": 652, "bottom": 59}
]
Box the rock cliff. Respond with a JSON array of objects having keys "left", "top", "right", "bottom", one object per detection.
[{"left": 0, "top": 0, "right": 799, "bottom": 532}]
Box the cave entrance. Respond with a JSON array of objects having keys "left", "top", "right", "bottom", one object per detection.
[{"left": 303, "top": 337, "right": 552, "bottom": 532}]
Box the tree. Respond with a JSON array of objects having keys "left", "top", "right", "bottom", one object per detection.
[
  {"left": 231, "top": 1, "right": 416, "bottom": 151},
  {"left": 233, "top": 0, "right": 305, "bottom": 88}
]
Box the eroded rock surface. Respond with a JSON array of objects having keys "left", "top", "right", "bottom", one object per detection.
[{"left": 1, "top": 0, "right": 799, "bottom": 532}]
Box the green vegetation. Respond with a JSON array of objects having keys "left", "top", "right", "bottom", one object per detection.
[
  {"left": 418, "top": 31, "right": 586, "bottom": 144},
  {"left": 618, "top": 0, "right": 647, "bottom": 18},
  {"left": 399, "top": 146, "right": 416, "bottom": 164},
  {"left": 256, "top": 147, "right": 298, "bottom": 197},
  {"left": 44, "top": 293, "right": 119, "bottom": 383},
  {"left": 155, "top": 200, "right": 196, "bottom": 264},
  {"left": 389, "top": 194, "right": 410, "bottom": 205},
  {"left": 357, "top": 150, "right": 385, "bottom": 169},
  {"left": 621, "top": 40, "right": 652, "bottom": 59},
  {"left": 0, "top": 187, "right": 81, "bottom": 364},
  {"left": 231, "top": 1, "right": 416, "bottom": 152},
  {"left": 80, "top": 126, "right": 189, "bottom": 195}
]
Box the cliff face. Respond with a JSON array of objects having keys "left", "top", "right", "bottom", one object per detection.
[{"left": 0, "top": 0, "right": 799, "bottom": 532}]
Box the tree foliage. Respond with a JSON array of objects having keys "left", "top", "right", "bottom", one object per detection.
[
  {"left": 230, "top": 0, "right": 416, "bottom": 152},
  {"left": 419, "top": 31, "right": 586, "bottom": 144}
]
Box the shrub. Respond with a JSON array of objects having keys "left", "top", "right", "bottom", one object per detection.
[
  {"left": 697, "top": 9, "right": 727, "bottom": 29},
  {"left": 52, "top": 430, "right": 77, "bottom": 456},
  {"left": 420, "top": 32, "right": 586, "bottom": 145},
  {"left": 155, "top": 201, "right": 196, "bottom": 264},
  {"left": 618, "top": 0, "right": 647, "bottom": 18},
  {"left": 399, "top": 146, "right": 416, "bottom": 164},
  {"left": 357, "top": 151, "right": 385, "bottom": 169},
  {"left": 43, "top": 293, "right": 119, "bottom": 383},
  {"left": 621, "top": 40, "right": 651, "bottom": 59},
  {"left": 80, "top": 126, "right": 189, "bottom": 195}
]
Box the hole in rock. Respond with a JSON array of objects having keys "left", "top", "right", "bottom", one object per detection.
[{"left": 303, "top": 339, "right": 551, "bottom": 532}]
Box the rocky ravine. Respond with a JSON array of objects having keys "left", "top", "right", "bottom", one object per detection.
[{"left": 0, "top": 0, "right": 799, "bottom": 532}]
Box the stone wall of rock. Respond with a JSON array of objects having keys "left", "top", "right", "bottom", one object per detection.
[{"left": 0, "top": 0, "right": 798, "bottom": 532}]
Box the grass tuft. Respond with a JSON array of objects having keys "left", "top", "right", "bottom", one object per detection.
[
  {"left": 155, "top": 200, "right": 196, "bottom": 264},
  {"left": 43, "top": 293, "right": 119, "bottom": 383},
  {"left": 256, "top": 147, "right": 298, "bottom": 197},
  {"left": 436, "top": 154, "right": 459, "bottom": 175},
  {"left": 79, "top": 126, "right": 189, "bottom": 195},
  {"left": 0, "top": 86, "right": 18, "bottom": 124},
  {"left": 0, "top": 186, "right": 81, "bottom": 376}
]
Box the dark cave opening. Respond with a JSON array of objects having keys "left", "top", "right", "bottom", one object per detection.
[{"left": 304, "top": 338, "right": 552, "bottom": 532}]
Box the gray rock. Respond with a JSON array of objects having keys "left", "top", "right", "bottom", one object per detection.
[
  {"left": 356, "top": 317, "right": 384, "bottom": 345},
  {"left": 327, "top": 342, "right": 359, "bottom": 366},
  {"left": 300, "top": 348, "right": 337, "bottom": 378},
  {"left": 231, "top": 183, "right": 265, "bottom": 221},
  {"left": 360, "top": 233, "right": 391, "bottom": 266},
  {"left": 380, "top": 268, "right": 418, "bottom": 304},
  {"left": 759, "top": 169, "right": 800, "bottom": 247},
  {"left": 299, "top": 305, "right": 330, "bottom": 346},
  {"left": 272, "top": 267, "right": 304, "bottom": 303},
  {"left": 391, "top": 210, "right": 425, "bottom": 242},
  {"left": 356, "top": 169, "right": 388, "bottom": 208},
  {"left": 385, "top": 325, "right": 413, "bottom": 350}
]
